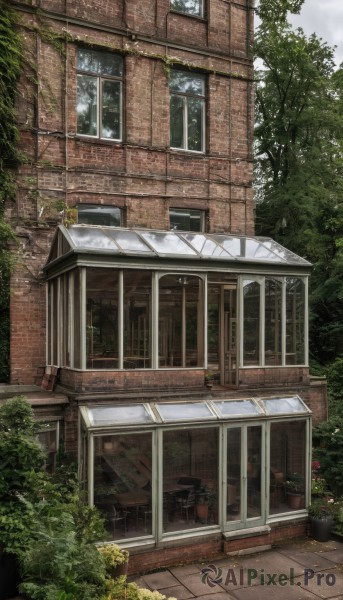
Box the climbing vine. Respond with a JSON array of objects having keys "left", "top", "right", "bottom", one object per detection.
[{"left": 0, "top": 0, "right": 21, "bottom": 380}]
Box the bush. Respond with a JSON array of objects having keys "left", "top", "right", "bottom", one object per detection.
[{"left": 312, "top": 416, "right": 343, "bottom": 497}]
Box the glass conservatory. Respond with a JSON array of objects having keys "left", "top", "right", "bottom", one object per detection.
[
  {"left": 45, "top": 225, "right": 311, "bottom": 385},
  {"left": 79, "top": 396, "right": 311, "bottom": 544}
]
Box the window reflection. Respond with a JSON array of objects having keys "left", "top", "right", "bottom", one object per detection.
[
  {"left": 94, "top": 433, "right": 152, "bottom": 539},
  {"left": 286, "top": 278, "right": 305, "bottom": 364},
  {"left": 86, "top": 268, "right": 118, "bottom": 368},
  {"left": 159, "top": 275, "right": 204, "bottom": 367},
  {"left": 163, "top": 428, "right": 218, "bottom": 532},
  {"left": 265, "top": 278, "right": 282, "bottom": 366},
  {"left": 269, "top": 421, "right": 306, "bottom": 514},
  {"left": 243, "top": 280, "right": 260, "bottom": 365},
  {"left": 124, "top": 271, "right": 151, "bottom": 368}
]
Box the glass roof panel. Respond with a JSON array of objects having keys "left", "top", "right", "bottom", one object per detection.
[
  {"left": 87, "top": 404, "right": 154, "bottom": 426},
  {"left": 106, "top": 230, "right": 154, "bottom": 254},
  {"left": 259, "top": 239, "right": 311, "bottom": 265},
  {"left": 140, "top": 231, "right": 198, "bottom": 256},
  {"left": 213, "top": 399, "right": 262, "bottom": 417},
  {"left": 68, "top": 227, "right": 120, "bottom": 251},
  {"left": 155, "top": 402, "right": 215, "bottom": 421},
  {"left": 212, "top": 235, "right": 243, "bottom": 257},
  {"left": 49, "top": 226, "right": 311, "bottom": 267},
  {"left": 181, "top": 233, "right": 231, "bottom": 258},
  {"left": 261, "top": 396, "right": 310, "bottom": 415},
  {"left": 245, "top": 239, "right": 280, "bottom": 261}
]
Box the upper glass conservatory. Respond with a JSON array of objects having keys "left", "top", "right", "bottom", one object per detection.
[{"left": 45, "top": 226, "right": 311, "bottom": 384}]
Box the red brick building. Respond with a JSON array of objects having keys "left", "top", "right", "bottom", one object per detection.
[{"left": 3, "top": 0, "right": 327, "bottom": 570}]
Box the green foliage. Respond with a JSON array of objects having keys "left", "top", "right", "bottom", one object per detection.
[
  {"left": 0, "top": 0, "right": 21, "bottom": 380},
  {"left": 0, "top": 396, "right": 47, "bottom": 553},
  {"left": 254, "top": 16, "right": 343, "bottom": 366},
  {"left": 19, "top": 504, "right": 107, "bottom": 600},
  {"left": 102, "top": 577, "right": 177, "bottom": 600},
  {"left": 256, "top": 0, "right": 304, "bottom": 25},
  {"left": 312, "top": 417, "right": 343, "bottom": 497}
]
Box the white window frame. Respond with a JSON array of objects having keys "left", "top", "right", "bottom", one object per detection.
[
  {"left": 77, "top": 53, "right": 123, "bottom": 142},
  {"left": 170, "top": 71, "right": 206, "bottom": 153}
]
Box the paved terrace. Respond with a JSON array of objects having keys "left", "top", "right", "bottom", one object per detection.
[{"left": 131, "top": 538, "right": 343, "bottom": 600}]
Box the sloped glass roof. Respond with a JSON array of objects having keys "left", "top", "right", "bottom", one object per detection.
[
  {"left": 80, "top": 396, "right": 311, "bottom": 429},
  {"left": 46, "top": 225, "right": 311, "bottom": 267}
]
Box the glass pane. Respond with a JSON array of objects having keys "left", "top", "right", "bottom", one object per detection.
[
  {"left": 47, "top": 283, "right": 52, "bottom": 365},
  {"left": 108, "top": 230, "right": 153, "bottom": 253},
  {"left": 265, "top": 278, "right": 282, "bottom": 366},
  {"left": 163, "top": 428, "right": 218, "bottom": 533},
  {"left": 78, "top": 205, "right": 121, "bottom": 227},
  {"left": 170, "top": 95, "right": 184, "bottom": 148},
  {"left": 245, "top": 239, "right": 280, "bottom": 261},
  {"left": 69, "top": 227, "right": 120, "bottom": 251},
  {"left": 170, "top": 0, "right": 203, "bottom": 16},
  {"left": 207, "top": 285, "right": 220, "bottom": 372},
  {"left": 170, "top": 210, "right": 204, "bottom": 232},
  {"left": 212, "top": 235, "right": 241, "bottom": 256},
  {"left": 227, "top": 428, "right": 241, "bottom": 522},
  {"left": 183, "top": 234, "right": 229, "bottom": 257},
  {"left": 140, "top": 231, "right": 197, "bottom": 255},
  {"left": 243, "top": 280, "right": 260, "bottom": 365},
  {"left": 124, "top": 271, "right": 151, "bottom": 369},
  {"left": 52, "top": 282, "right": 58, "bottom": 365},
  {"left": 159, "top": 275, "right": 204, "bottom": 367},
  {"left": 94, "top": 432, "right": 152, "bottom": 540},
  {"left": 73, "top": 269, "right": 81, "bottom": 368},
  {"left": 78, "top": 49, "right": 123, "bottom": 77},
  {"left": 169, "top": 70, "right": 205, "bottom": 95},
  {"left": 101, "top": 80, "right": 121, "bottom": 139},
  {"left": 247, "top": 426, "right": 262, "bottom": 519},
  {"left": 86, "top": 268, "right": 118, "bottom": 369},
  {"left": 270, "top": 421, "right": 306, "bottom": 515},
  {"left": 38, "top": 427, "right": 58, "bottom": 474},
  {"left": 88, "top": 404, "right": 154, "bottom": 426},
  {"left": 187, "top": 97, "right": 203, "bottom": 151},
  {"left": 214, "top": 400, "right": 261, "bottom": 417},
  {"left": 263, "top": 396, "right": 309, "bottom": 415},
  {"left": 77, "top": 74, "right": 97, "bottom": 136},
  {"left": 156, "top": 402, "right": 214, "bottom": 421},
  {"left": 286, "top": 278, "right": 305, "bottom": 364}
]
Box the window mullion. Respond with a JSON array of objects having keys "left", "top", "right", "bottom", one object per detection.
[
  {"left": 98, "top": 77, "right": 101, "bottom": 138},
  {"left": 281, "top": 278, "right": 286, "bottom": 365}
]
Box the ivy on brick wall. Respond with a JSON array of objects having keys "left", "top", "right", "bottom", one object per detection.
[{"left": 0, "top": 0, "right": 21, "bottom": 381}]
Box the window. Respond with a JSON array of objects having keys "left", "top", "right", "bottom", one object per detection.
[
  {"left": 77, "top": 48, "right": 123, "bottom": 140},
  {"left": 170, "top": 70, "right": 205, "bottom": 152},
  {"left": 170, "top": 0, "right": 204, "bottom": 18},
  {"left": 170, "top": 208, "right": 205, "bottom": 232},
  {"left": 78, "top": 205, "right": 122, "bottom": 226}
]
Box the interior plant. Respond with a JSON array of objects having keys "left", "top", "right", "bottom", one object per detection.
[{"left": 285, "top": 473, "right": 305, "bottom": 509}]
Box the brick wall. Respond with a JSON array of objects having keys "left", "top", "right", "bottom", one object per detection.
[{"left": 8, "top": 0, "right": 255, "bottom": 384}]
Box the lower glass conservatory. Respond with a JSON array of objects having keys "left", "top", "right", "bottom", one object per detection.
[{"left": 80, "top": 396, "right": 311, "bottom": 546}]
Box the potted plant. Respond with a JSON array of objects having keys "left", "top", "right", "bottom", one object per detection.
[
  {"left": 285, "top": 473, "right": 305, "bottom": 509},
  {"left": 97, "top": 543, "right": 129, "bottom": 579},
  {"left": 195, "top": 486, "right": 211, "bottom": 523},
  {"left": 308, "top": 497, "right": 336, "bottom": 542},
  {"left": 204, "top": 371, "right": 214, "bottom": 389}
]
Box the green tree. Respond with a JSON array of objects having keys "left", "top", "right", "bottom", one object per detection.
[{"left": 254, "top": 15, "right": 343, "bottom": 366}]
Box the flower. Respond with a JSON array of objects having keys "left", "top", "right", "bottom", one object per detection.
[
  {"left": 308, "top": 497, "right": 337, "bottom": 519},
  {"left": 97, "top": 543, "right": 129, "bottom": 567},
  {"left": 311, "top": 460, "right": 321, "bottom": 472}
]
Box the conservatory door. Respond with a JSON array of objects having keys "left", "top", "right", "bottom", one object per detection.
[{"left": 226, "top": 424, "right": 264, "bottom": 529}]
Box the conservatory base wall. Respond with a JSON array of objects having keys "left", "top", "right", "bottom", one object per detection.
[{"left": 126, "top": 519, "right": 308, "bottom": 575}]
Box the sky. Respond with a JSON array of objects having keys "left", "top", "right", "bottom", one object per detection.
[{"left": 288, "top": 0, "right": 343, "bottom": 67}]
